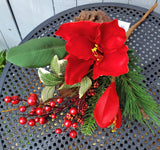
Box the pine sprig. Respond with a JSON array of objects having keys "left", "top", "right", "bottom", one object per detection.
[
  {"left": 81, "top": 49, "right": 160, "bottom": 135},
  {"left": 0, "top": 50, "right": 6, "bottom": 76},
  {"left": 81, "top": 76, "right": 111, "bottom": 135},
  {"left": 116, "top": 49, "right": 160, "bottom": 126}
]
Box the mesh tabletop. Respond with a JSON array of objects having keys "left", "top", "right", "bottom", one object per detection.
[{"left": 0, "top": 3, "right": 160, "bottom": 150}]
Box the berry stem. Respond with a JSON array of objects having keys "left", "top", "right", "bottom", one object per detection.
[{"left": 2, "top": 108, "right": 19, "bottom": 112}]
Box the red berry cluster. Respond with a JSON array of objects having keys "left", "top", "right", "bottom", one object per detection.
[
  {"left": 86, "top": 81, "right": 99, "bottom": 96},
  {"left": 55, "top": 96, "right": 88, "bottom": 138},
  {"left": 4, "top": 93, "right": 88, "bottom": 138},
  {"left": 55, "top": 107, "right": 78, "bottom": 138},
  {"left": 4, "top": 95, "right": 20, "bottom": 104}
]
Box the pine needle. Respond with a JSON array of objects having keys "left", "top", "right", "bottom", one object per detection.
[{"left": 117, "top": 49, "right": 160, "bottom": 128}]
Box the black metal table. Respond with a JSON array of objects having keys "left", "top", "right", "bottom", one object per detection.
[{"left": 0, "top": 3, "right": 160, "bottom": 150}]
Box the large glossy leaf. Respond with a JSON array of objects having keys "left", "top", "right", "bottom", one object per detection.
[
  {"left": 38, "top": 68, "right": 63, "bottom": 86},
  {"left": 6, "top": 37, "right": 67, "bottom": 68}
]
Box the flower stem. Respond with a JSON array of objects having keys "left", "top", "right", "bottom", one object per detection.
[
  {"left": 126, "top": 1, "right": 158, "bottom": 39},
  {"left": 111, "top": 77, "right": 116, "bottom": 82}
]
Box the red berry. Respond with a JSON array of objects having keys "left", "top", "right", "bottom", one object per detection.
[
  {"left": 56, "top": 98, "right": 63, "bottom": 104},
  {"left": 35, "top": 117, "right": 39, "bottom": 122},
  {"left": 29, "top": 111, "right": 34, "bottom": 116},
  {"left": 36, "top": 107, "right": 44, "bottom": 115},
  {"left": 4, "top": 96, "right": 11, "bottom": 103},
  {"left": 11, "top": 99, "right": 19, "bottom": 105},
  {"left": 64, "top": 119, "right": 72, "bottom": 128},
  {"left": 27, "top": 96, "right": 37, "bottom": 106},
  {"left": 19, "top": 106, "right": 26, "bottom": 112},
  {"left": 19, "top": 117, "right": 27, "bottom": 125},
  {"left": 29, "top": 93, "right": 37, "bottom": 99},
  {"left": 28, "top": 119, "right": 35, "bottom": 126},
  {"left": 69, "top": 107, "right": 78, "bottom": 115},
  {"left": 49, "top": 101, "right": 56, "bottom": 107},
  {"left": 44, "top": 106, "right": 51, "bottom": 112},
  {"left": 31, "top": 107, "right": 36, "bottom": 112},
  {"left": 56, "top": 128, "right": 62, "bottom": 134},
  {"left": 11, "top": 95, "right": 19, "bottom": 100},
  {"left": 39, "top": 117, "right": 47, "bottom": 124},
  {"left": 72, "top": 122, "right": 78, "bottom": 128},
  {"left": 51, "top": 114, "right": 56, "bottom": 119},
  {"left": 70, "top": 130, "right": 77, "bottom": 138}
]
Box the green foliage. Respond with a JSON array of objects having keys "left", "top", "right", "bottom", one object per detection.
[
  {"left": 79, "top": 76, "right": 92, "bottom": 98},
  {"left": 81, "top": 49, "right": 160, "bottom": 135},
  {"left": 59, "top": 82, "right": 80, "bottom": 90},
  {"left": 81, "top": 76, "right": 111, "bottom": 135},
  {"left": 116, "top": 49, "right": 160, "bottom": 126},
  {"left": 0, "top": 50, "right": 6, "bottom": 75},
  {"left": 6, "top": 37, "right": 67, "bottom": 68},
  {"left": 38, "top": 68, "right": 63, "bottom": 86},
  {"left": 50, "top": 55, "right": 67, "bottom": 76},
  {"left": 41, "top": 86, "right": 55, "bottom": 102}
]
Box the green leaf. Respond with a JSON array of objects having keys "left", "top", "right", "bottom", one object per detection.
[
  {"left": 0, "top": 50, "right": 6, "bottom": 76},
  {"left": 41, "top": 86, "right": 55, "bottom": 102},
  {"left": 51, "top": 55, "right": 67, "bottom": 76},
  {"left": 38, "top": 68, "right": 63, "bottom": 86},
  {"left": 6, "top": 37, "right": 67, "bottom": 68},
  {"left": 59, "top": 82, "right": 80, "bottom": 90},
  {"left": 79, "top": 76, "right": 92, "bottom": 98}
]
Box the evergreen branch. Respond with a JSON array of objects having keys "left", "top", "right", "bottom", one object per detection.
[
  {"left": 81, "top": 76, "right": 111, "bottom": 135},
  {"left": 116, "top": 49, "right": 160, "bottom": 127}
]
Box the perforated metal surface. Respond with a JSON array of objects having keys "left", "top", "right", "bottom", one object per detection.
[{"left": 0, "top": 3, "right": 160, "bottom": 150}]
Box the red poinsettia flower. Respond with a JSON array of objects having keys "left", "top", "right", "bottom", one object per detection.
[
  {"left": 94, "top": 82, "right": 122, "bottom": 128},
  {"left": 55, "top": 19, "right": 128, "bottom": 85}
]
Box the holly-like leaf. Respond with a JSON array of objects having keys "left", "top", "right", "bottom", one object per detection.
[
  {"left": 6, "top": 37, "right": 67, "bottom": 68},
  {"left": 51, "top": 55, "right": 67, "bottom": 76},
  {"left": 59, "top": 82, "right": 80, "bottom": 90},
  {"left": 79, "top": 76, "right": 92, "bottom": 98},
  {"left": 38, "top": 68, "right": 63, "bottom": 86},
  {"left": 41, "top": 86, "right": 55, "bottom": 102}
]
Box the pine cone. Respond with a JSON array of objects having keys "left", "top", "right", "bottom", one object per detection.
[{"left": 73, "top": 10, "right": 111, "bottom": 23}]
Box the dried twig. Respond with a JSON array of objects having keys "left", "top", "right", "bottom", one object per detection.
[{"left": 126, "top": 1, "right": 158, "bottom": 39}]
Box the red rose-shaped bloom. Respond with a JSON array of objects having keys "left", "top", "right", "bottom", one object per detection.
[
  {"left": 94, "top": 82, "right": 122, "bottom": 128},
  {"left": 55, "top": 19, "right": 128, "bottom": 85}
]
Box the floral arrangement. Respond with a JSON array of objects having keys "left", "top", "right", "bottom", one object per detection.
[{"left": 2, "top": 2, "right": 160, "bottom": 138}]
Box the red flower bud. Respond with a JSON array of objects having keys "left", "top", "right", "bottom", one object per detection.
[{"left": 94, "top": 82, "right": 122, "bottom": 129}]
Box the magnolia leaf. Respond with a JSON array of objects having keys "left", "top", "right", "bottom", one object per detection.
[
  {"left": 51, "top": 55, "right": 67, "bottom": 76},
  {"left": 38, "top": 68, "right": 63, "bottom": 86},
  {"left": 6, "top": 37, "right": 67, "bottom": 68},
  {"left": 41, "top": 86, "right": 55, "bottom": 102},
  {"left": 79, "top": 76, "right": 92, "bottom": 98},
  {"left": 59, "top": 82, "right": 80, "bottom": 90}
]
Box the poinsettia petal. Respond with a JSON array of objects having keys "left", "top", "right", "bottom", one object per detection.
[
  {"left": 65, "top": 36, "right": 95, "bottom": 60},
  {"left": 65, "top": 55, "right": 94, "bottom": 85},
  {"left": 94, "top": 82, "right": 119, "bottom": 128},
  {"left": 115, "top": 107, "right": 122, "bottom": 129},
  {"left": 55, "top": 21, "right": 100, "bottom": 41},
  {"left": 93, "top": 45, "right": 129, "bottom": 79},
  {"left": 96, "top": 19, "right": 127, "bottom": 51}
]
